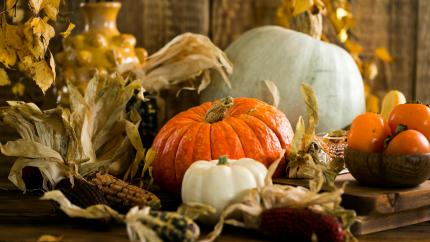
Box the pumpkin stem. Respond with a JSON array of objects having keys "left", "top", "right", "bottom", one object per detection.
[
  {"left": 218, "top": 155, "right": 229, "bottom": 165},
  {"left": 204, "top": 97, "right": 234, "bottom": 123}
]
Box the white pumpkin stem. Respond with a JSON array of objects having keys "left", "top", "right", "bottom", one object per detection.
[
  {"left": 205, "top": 97, "right": 234, "bottom": 123},
  {"left": 217, "top": 156, "right": 229, "bottom": 165}
]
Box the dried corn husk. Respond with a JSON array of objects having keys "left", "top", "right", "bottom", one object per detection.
[
  {"left": 122, "top": 33, "right": 233, "bottom": 94},
  {"left": 182, "top": 153, "right": 356, "bottom": 242},
  {"left": 41, "top": 191, "right": 200, "bottom": 242},
  {"left": 0, "top": 74, "right": 142, "bottom": 191},
  {"left": 286, "top": 83, "right": 343, "bottom": 191}
]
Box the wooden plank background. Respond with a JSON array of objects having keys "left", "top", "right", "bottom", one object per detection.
[
  {"left": 77, "top": 0, "right": 427, "bottom": 103},
  {"left": 1, "top": 0, "right": 429, "bottom": 181}
]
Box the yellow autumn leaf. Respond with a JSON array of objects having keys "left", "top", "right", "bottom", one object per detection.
[
  {"left": 0, "top": 68, "right": 11, "bottom": 86},
  {"left": 375, "top": 47, "right": 392, "bottom": 62},
  {"left": 337, "top": 28, "right": 348, "bottom": 43},
  {"left": 33, "top": 60, "right": 55, "bottom": 93},
  {"left": 18, "top": 56, "right": 55, "bottom": 93},
  {"left": 29, "top": 0, "right": 43, "bottom": 14},
  {"left": 60, "top": 23, "right": 75, "bottom": 38},
  {"left": 6, "top": 0, "right": 18, "bottom": 9},
  {"left": 49, "top": 51, "right": 56, "bottom": 81},
  {"left": 42, "top": 0, "right": 61, "bottom": 21},
  {"left": 336, "top": 7, "right": 349, "bottom": 19},
  {"left": 292, "top": 0, "right": 314, "bottom": 16},
  {"left": 12, "top": 82, "right": 25, "bottom": 96},
  {"left": 0, "top": 43, "right": 17, "bottom": 68},
  {"left": 363, "top": 61, "right": 378, "bottom": 81},
  {"left": 366, "top": 94, "right": 380, "bottom": 113},
  {"left": 25, "top": 17, "right": 55, "bottom": 59},
  {"left": 0, "top": 24, "right": 19, "bottom": 67},
  {"left": 345, "top": 40, "right": 363, "bottom": 55}
]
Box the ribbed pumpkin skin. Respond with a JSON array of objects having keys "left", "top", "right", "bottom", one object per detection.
[{"left": 152, "top": 97, "right": 293, "bottom": 194}]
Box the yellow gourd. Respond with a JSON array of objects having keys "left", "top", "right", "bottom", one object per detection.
[{"left": 381, "top": 90, "right": 406, "bottom": 120}]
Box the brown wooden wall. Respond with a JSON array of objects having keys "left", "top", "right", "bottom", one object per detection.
[{"left": 106, "top": 0, "right": 429, "bottom": 103}]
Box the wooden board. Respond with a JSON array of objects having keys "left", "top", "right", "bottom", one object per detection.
[
  {"left": 276, "top": 173, "right": 430, "bottom": 215},
  {"left": 352, "top": 205, "right": 430, "bottom": 235},
  {"left": 275, "top": 173, "right": 430, "bottom": 235}
]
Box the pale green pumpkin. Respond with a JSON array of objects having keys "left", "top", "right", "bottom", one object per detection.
[{"left": 200, "top": 26, "right": 365, "bottom": 132}]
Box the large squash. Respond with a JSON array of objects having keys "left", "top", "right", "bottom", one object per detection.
[
  {"left": 152, "top": 97, "right": 293, "bottom": 194},
  {"left": 200, "top": 26, "right": 365, "bottom": 132}
]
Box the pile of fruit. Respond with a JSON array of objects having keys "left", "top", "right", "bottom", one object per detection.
[{"left": 348, "top": 103, "right": 430, "bottom": 155}]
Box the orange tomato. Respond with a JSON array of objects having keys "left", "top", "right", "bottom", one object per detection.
[
  {"left": 385, "top": 130, "right": 430, "bottom": 155},
  {"left": 348, "top": 112, "right": 391, "bottom": 153},
  {"left": 388, "top": 104, "right": 430, "bottom": 141}
]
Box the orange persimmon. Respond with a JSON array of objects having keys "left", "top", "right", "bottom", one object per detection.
[
  {"left": 385, "top": 130, "right": 430, "bottom": 155},
  {"left": 388, "top": 104, "right": 430, "bottom": 141},
  {"left": 348, "top": 112, "right": 391, "bottom": 153}
]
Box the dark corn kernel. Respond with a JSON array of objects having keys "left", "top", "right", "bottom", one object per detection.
[
  {"left": 55, "top": 178, "right": 109, "bottom": 208},
  {"left": 91, "top": 172, "right": 161, "bottom": 212},
  {"left": 143, "top": 210, "right": 199, "bottom": 242}
]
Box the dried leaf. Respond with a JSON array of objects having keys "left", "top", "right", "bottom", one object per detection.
[
  {"left": 375, "top": 47, "right": 393, "bottom": 62},
  {"left": 129, "top": 33, "right": 232, "bottom": 92},
  {"left": 293, "top": 0, "right": 314, "bottom": 16},
  {"left": 42, "top": 0, "right": 61, "bottom": 21},
  {"left": 300, "top": 83, "right": 319, "bottom": 148},
  {"left": 263, "top": 80, "right": 280, "bottom": 108},
  {"left": 0, "top": 24, "right": 19, "bottom": 68},
  {"left": 41, "top": 191, "right": 200, "bottom": 242},
  {"left": 290, "top": 116, "right": 305, "bottom": 156},
  {"left": 41, "top": 190, "right": 122, "bottom": 219},
  {"left": 124, "top": 120, "right": 145, "bottom": 179},
  {"left": 344, "top": 40, "right": 363, "bottom": 55},
  {"left": 27, "top": 17, "right": 55, "bottom": 59},
  {"left": 0, "top": 68, "right": 11, "bottom": 86},
  {"left": 6, "top": 0, "right": 18, "bottom": 9},
  {"left": 29, "top": 0, "right": 43, "bottom": 14},
  {"left": 37, "top": 235, "right": 63, "bottom": 242},
  {"left": 11, "top": 82, "right": 25, "bottom": 96},
  {"left": 1, "top": 139, "right": 63, "bottom": 161},
  {"left": 60, "top": 23, "right": 75, "bottom": 38},
  {"left": 363, "top": 61, "right": 378, "bottom": 81},
  {"left": 0, "top": 75, "right": 141, "bottom": 191},
  {"left": 0, "top": 2, "right": 59, "bottom": 93},
  {"left": 49, "top": 51, "right": 56, "bottom": 81},
  {"left": 33, "top": 60, "right": 55, "bottom": 93},
  {"left": 7, "top": 157, "right": 66, "bottom": 191}
]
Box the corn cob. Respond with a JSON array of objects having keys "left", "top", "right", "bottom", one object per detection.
[
  {"left": 326, "top": 140, "right": 347, "bottom": 159},
  {"left": 143, "top": 210, "right": 200, "bottom": 242},
  {"left": 55, "top": 178, "right": 109, "bottom": 208},
  {"left": 260, "top": 206, "right": 345, "bottom": 242},
  {"left": 91, "top": 172, "right": 161, "bottom": 212}
]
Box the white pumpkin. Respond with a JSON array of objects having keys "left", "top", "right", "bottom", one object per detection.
[
  {"left": 181, "top": 156, "right": 267, "bottom": 224},
  {"left": 201, "top": 26, "right": 365, "bottom": 132}
]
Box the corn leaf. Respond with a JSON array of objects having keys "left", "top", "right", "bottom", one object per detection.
[
  {"left": 127, "top": 33, "right": 232, "bottom": 93},
  {"left": 263, "top": 80, "right": 280, "bottom": 108}
]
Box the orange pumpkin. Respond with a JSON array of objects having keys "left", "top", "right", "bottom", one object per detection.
[{"left": 152, "top": 97, "right": 294, "bottom": 194}]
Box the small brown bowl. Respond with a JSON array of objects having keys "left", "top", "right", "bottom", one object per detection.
[{"left": 344, "top": 148, "right": 430, "bottom": 187}]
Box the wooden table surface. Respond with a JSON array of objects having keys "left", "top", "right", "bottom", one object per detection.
[
  {"left": 1, "top": 183, "right": 430, "bottom": 242},
  {"left": 1, "top": 220, "right": 430, "bottom": 242}
]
